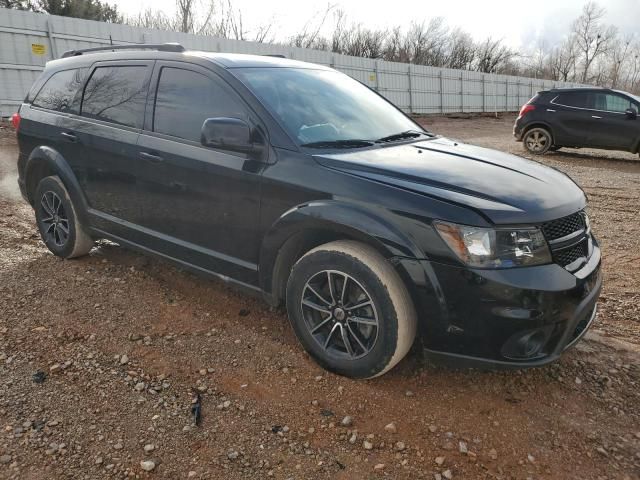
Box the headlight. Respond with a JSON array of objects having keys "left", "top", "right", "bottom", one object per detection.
[{"left": 434, "top": 221, "right": 551, "bottom": 268}]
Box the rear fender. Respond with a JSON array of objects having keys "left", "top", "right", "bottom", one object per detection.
[{"left": 24, "top": 146, "right": 90, "bottom": 224}]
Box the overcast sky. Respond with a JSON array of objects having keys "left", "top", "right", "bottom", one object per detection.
[{"left": 111, "top": 0, "right": 638, "bottom": 50}]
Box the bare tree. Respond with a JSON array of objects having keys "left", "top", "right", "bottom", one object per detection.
[
  {"left": 289, "top": 3, "right": 335, "bottom": 49},
  {"left": 573, "top": 1, "right": 616, "bottom": 82},
  {"left": 474, "top": 38, "right": 515, "bottom": 73},
  {"left": 447, "top": 28, "right": 476, "bottom": 70}
]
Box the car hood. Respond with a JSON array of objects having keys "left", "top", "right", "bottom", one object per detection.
[{"left": 313, "top": 137, "right": 587, "bottom": 224}]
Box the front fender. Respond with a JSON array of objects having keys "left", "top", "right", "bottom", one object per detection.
[
  {"left": 259, "top": 199, "right": 425, "bottom": 295},
  {"left": 24, "top": 146, "right": 90, "bottom": 224}
]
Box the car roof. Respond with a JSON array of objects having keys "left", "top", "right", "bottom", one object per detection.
[{"left": 45, "top": 48, "right": 332, "bottom": 72}]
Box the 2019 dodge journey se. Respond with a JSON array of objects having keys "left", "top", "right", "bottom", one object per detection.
[{"left": 13, "top": 44, "right": 602, "bottom": 378}]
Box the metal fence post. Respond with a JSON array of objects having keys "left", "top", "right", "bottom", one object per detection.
[
  {"left": 374, "top": 61, "right": 380, "bottom": 92},
  {"left": 505, "top": 79, "right": 509, "bottom": 112},
  {"left": 482, "top": 75, "right": 486, "bottom": 113},
  {"left": 407, "top": 64, "right": 413, "bottom": 114},
  {"left": 46, "top": 18, "right": 58, "bottom": 59},
  {"left": 460, "top": 71, "right": 464, "bottom": 113},
  {"left": 439, "top": 70, "right": 444, "bottom": 114}
]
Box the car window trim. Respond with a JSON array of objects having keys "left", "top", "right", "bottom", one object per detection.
[
  {"left": 143, "top": 60, "right": 270, "bottom": 159},
  {"left": 79, "top": 59, "right": 155, "bottom": 131},
  {"left": 550, "top": 93, "right": 628, "bottom": 115}
]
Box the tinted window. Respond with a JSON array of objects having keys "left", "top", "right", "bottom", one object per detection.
[
  {"left": 554, "top": 91, "right": 594, "bottom": 109},
  {"left": 153, "top": 67, "right": 247, "bottom": 143},
  {"left": 81, "top": 66, "right": 148, "bottom": 128},
  {"left": 594, "top": 93, "right": 633, "bottom": 113},
  {"left": 32, "top": 68, "right": 86, "bottom": 113}
]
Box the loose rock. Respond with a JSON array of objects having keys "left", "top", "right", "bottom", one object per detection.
[{"left": 140, "top": 460, "right": 156, "bottom": 471}]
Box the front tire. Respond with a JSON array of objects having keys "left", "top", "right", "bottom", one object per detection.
[
  {"left": 286, "top": 240, "right": 417, "bottom": 379},
  {"left": 34, "top": 176, "right": 93, "bottom": 259},
  {"left": 523, "top": 127, "right": 552, "bottom": 154}
]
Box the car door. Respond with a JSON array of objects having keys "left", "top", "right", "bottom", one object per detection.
[
  {"left": 26, "top": 66, "right": 88, "bottom": 179},
  {"left": 135, "top": 61, "right": 266, "bottom": 285},
  {"left": 588, "top": 92, "right": 639, "bottom": 150},
  {"left": 68, "top": 61, "right": 153, "bottom": 232},
  {"left": 548, "top": 91, "right": 596, "bottom": 146}
]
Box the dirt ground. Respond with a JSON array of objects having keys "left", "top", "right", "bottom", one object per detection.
[{"left": 0, "top": 115, "right": 638, "bottom": 480}]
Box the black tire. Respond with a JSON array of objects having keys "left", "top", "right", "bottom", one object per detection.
[
  {"left": 286, "top": 240, "right": 417, "bottom": 379},
  {"left": 523, "top": 127, "right": 552, "bottom": 155},
  {"left": 34, "top": 176, "right": 93, "bottom": 259}
]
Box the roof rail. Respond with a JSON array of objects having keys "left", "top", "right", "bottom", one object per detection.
[
  {"left": 263, "top": 54, "right": 286, "bottom": 58},
  {"left": 61, "top": 43, "right": 185, "bottom": 58}
]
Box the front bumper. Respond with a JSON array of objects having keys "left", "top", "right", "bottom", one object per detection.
[{"left": 398, "top": 244, "right": 602, "bottom": 368}]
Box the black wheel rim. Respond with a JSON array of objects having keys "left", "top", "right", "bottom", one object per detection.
[
  {"left": 39, "top": 191, "right": 69, "bottom": 247},
  {"left": 301, "top": 270, "right": 379, "bottom": 360}
]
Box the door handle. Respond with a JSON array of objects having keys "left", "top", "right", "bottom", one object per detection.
[
  {"left": 591, "top": 115, "right": 602, "bottom": 119},
  {"left": 60, "top": 132, "right": 77, "bottom": 142},
  {"left": 139, "top": 152, "right": 163, "bottom": 163},
  {"left": 546, "top": 109, "right": 556, "bottom": 112}
]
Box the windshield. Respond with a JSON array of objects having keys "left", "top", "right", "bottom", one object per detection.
[{"left": 235, "top": 67, "right": 424, "bottom": 146}]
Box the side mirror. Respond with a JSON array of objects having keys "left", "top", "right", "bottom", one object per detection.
[
  {"left": 201, "top": 117, "right": 261, "bottom": 153},
  {"left": 625, "top": 107, "right": 638, "bottom": 119}
]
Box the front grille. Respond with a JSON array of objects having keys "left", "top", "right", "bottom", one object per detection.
[
  {"left": 554, "top": 240, "right": 588, "bottom": 267},
  {"left": 541, "top": 210, "right": 590, "bottom": 270},
  {"left": 541, "top": 211, "right": 586, "bottom": 241}
]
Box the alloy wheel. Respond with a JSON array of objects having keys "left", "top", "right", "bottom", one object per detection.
[
  {"left": 300, "top": 270, "right": 379, "bottom": 360},
  {"left": 525, "top": 130, "right": 549, "bottom": 153},
  {"left": 39, "top": 191, "right": 69, "bottom": 247}
]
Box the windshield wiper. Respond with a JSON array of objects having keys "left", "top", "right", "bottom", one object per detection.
[
  {"left": 300, "top": 139, "right": 375, "bottom": 148},
  {"left": 375, "top": 130, "right": 429, "bottom": 143}
]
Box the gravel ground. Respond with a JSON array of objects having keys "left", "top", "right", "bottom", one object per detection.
[{"left": 0, "top": 116, "right": 639, "bottom": 480}]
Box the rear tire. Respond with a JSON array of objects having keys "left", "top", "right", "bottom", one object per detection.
[
  {"left": 523, "top": 127, "right": 552, "bottom": 155},
  {"left": 34, "top": 176, "right": 93, "bottom": 259},
  {"left": 286, "top": 240, "right": 417, "bottom": 379}
]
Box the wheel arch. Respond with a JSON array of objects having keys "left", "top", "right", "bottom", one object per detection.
[
  {"left": 24, "top": 146, "right": 90, "bottom": 224},
  {"left": 260, "top": 201, "right": 424, "bottom": 307}
]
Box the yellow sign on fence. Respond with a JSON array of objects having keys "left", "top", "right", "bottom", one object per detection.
[{"left": 31, "top": 43, "right": 46, "bottom": 55}]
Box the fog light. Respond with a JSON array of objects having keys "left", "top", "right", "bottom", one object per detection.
[{"left": 501, "top": 326, "right": 552, "bottom": 360}]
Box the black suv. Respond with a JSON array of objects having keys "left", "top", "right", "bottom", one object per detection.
[
  {"left": 514, "top": 87, "right": 640, "bottom": 155},
  {"left": 14, "top": 44, "right": 602, "bottom": 378}
]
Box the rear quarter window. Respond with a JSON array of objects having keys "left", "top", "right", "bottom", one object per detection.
[
  {"left": 31, "top": 68, "right": 87, "bottom": 114},
  {"left": 81, "top": 65, "right": 149, "bottom": 128}
]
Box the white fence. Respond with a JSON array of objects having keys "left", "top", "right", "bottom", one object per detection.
[{"left": 0, "top": 7, "right": 585, "bottom": 117}]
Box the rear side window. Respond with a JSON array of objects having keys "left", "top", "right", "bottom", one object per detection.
[
  {"left": 32, "top": 68, "right": 86, "bottom": 113},
  {"left": 593, "top": 93, "right": 633, "bottom": 113},
  {"left": 153, "top": 67, "right": 247, "bottom": 143},
  {"left": 81, "top": 66, "right": 149, "bottom": 128},
  {"left": 554, "top": 92, "right": 594, "bottom": 109}
]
